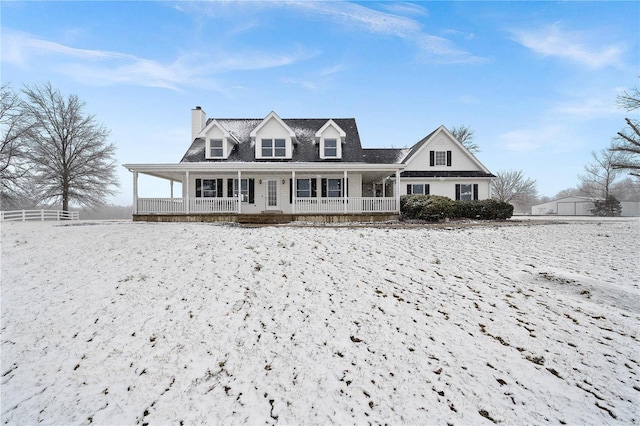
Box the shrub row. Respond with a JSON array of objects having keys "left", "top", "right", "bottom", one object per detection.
[{"left": 400, "top": 195, "right": 513, "bottom": 221}]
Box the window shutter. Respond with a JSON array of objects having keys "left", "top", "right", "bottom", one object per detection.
[
  {"left": 249, "top": 179, "right": 255, "bottom": 203},
  {"left": 430, "top": 151, "right": 435, "bottom": 166},
  {"left": 344, "top": 178, "right": 349, "bottom": 196},
  {"left": 227, "top": 179, "right": 233, "bottom": 198},
  {"left": 195, "top": 179, "right": 202, "bottom": 198},
  {"left": 447, "top": 151, "right": 452, "bottom": 166},
  {"left": 455, "top": 184, "right": 461, "bottom": 201},
  {"left": 217, "top": 179, "right": 224, "bottom": 198},
  {"left": 473, "top": 184, "right": 479, "bottom": 200},
  {"left": 406, "top": 184, "right": 412, "bottom": 195},
  {"left": 289, "top": 179, "right": 293, "bottom": 204},
  {"left": 426, "top": 184, "right": 430, "bottom": 195},
  {"left": 311, "top": 179, "right": 317, "bottom": 198},
  {"left": 321, "top": 179, "right": 327, "bottom": 198}
]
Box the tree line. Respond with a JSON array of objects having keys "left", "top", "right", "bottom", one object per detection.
[
  {"left": 1, "top": 82, "right": 119, "bottom": 211},
  {"left": 452, "top": 82, "right": 640, "bottom": 215}
]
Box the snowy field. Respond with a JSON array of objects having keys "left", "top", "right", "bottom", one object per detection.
[{"left": 2, "top": 218, "right": 639, "bottom": 425}]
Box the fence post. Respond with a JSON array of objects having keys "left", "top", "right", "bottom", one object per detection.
[
  {"left": 41, "top": 210, "right": 45, "bottom": 221},
  {"left": 22, "top": 210, "right": 26, "bottom": 221}
]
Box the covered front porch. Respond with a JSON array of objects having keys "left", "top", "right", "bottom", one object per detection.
[{"left": 124, "top": 163, "right": 404, "bottom": 219}]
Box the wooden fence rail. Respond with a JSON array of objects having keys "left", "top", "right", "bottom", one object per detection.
[{"left": 0, "top": 210, "right": 80, "bottom": 222}]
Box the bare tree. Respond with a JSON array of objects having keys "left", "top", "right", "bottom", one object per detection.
[
  {"left": 611, "top": 177, "right": 640, "bottom": 201},
  {"left": 579, "top": 147, "right": 625, "bottom": 199},
  {"left": 553, "top": 187, "right": 586, "bottom": 199},
  {"left": 611, "top": 86, "right": 640, "bottom": 176},
  {"left": 1, "top": 84, "right": 34, "bottom": 206},
  {"left": 449, "top": 125, "right": 480, "bottom": 154},
  {"left": 491, "top": 169, "right": 537, "bottom": 203},
  {"left": 20, "top": 82, "right": 119, "bottom": 211},
  {"left": 616, "top": 86, "right": 640, "bottom": 111}
]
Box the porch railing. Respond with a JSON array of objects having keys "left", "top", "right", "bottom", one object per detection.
[
  {"left": 295, "top": 197, "right": 396, "bottom": 214},
  {"left": 135, "top": 197, "right": 397, "bottom": 214},
  {"left": 136, "top": 197, "right": 239, "bottom": 214}
]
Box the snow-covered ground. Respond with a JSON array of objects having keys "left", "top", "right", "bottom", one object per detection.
[{"left": 2, "top": 219, "right": 639, "bottom": 424}]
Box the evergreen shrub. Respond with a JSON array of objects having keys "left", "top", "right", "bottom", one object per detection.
[
  {"left": 400, "top": 195, "right": 456, "bottom": 222},
  {"left": 400, "top": 195, "right": 514, "bottom": 221}
]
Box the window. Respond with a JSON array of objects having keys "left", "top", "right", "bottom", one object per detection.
[
  {"left": 327, "top": 178, "right": 342, "bottom": 198},
  {"left": 324, "top": 138, "right": 337, "bottom": 158},
  {"left": 406, "top": 184, "right": 430, "bottom": 195},
  {"left": 195, "top": 178, "right": 222, "bottom": 198},
  {"left": 209, "top": 139, "right": 223, "bottom": 158},
  {"left": 261, "top": 138, "right": 287, "bottom": 158},
  {"left": 430, "top": 150, "right": 452, "bottom": 166},
  {"left": 456, "top": 184, "right": 479, "bottom": 201},
  {"left": 296, "top": 179, "right": 312, "bottom": 198},
  {"left": 320, "top": 178, "right": 346, "bottom": 198},
  {"left": 233, "top": 179, "right": 249, "bottom": 202},
  {"left": 227, "top": 178, "right": 254, "bottom": 203}
]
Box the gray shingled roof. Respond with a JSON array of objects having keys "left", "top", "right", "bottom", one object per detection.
[
  {"left": 181, "top": 118, "right": 366, "bottom": 163},
  {"left": 400, "top": 128, "right": 438, "bottom": 164},
  {"left": 361, "top": 148, "right": 406, "bottom": 164}
]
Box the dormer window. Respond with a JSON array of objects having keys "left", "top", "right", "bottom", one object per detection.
[
  {"left": 202, "top": 120, "right": 237, "bottom": 160},
  {"left": 209, "top": 139, "right": 224, "bottom": 158},
  {"left": 261, "top": 138, "right": 287, "bottom": 158},
  {"left": 316, "top": 120, "right": 346, "bottom": 160},
  {"left": 323, "top": 138, "right": 338, "bottom": 158}
]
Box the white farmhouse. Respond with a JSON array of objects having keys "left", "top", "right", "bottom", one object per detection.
[{"left": 124, "top": 108, "right": 495, "bottom": 222}]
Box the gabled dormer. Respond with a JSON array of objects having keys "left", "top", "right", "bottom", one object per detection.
[
  {"left": 201, "top": 119, "right": 238, "bottom": 159},
  {"left": 315, "top": 119, "right": 346, "bottom": 160},
  {"left": 402, "top": 125, "right": 491, "bottom": 173},
  {"left": 250, "top": 111, "right": 296, "bottom": 160}
]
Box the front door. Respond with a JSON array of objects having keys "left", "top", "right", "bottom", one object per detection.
[{"left": 265, "top": 179, "right": 279, "bottom": 210}]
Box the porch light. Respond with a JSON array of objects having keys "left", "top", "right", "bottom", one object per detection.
[{"left": 282, "top": 179, "right": 286, "bottom": 184}]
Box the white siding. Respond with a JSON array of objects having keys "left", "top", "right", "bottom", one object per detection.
[
  {"left": 402, "top": 179, "right": 490, "bottom": 200},
  {"left": 404, "top": 133, "right": 479, "bottom": 172}
]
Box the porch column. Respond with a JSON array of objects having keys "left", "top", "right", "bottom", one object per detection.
[
  {"left": 344, "top": 170, "right": 348, "bottom": 214},
  {"left": 237, "top": 170, "right": 242, "bottom": 214},
  {"left": 133, "top": 171, "right": 138, "bottom": 214},
  {"left": 395, "top": 170, "right": 401, "bottom": 213},
  {"left": 383, "top": 178, "right": 386, "bottom": 197},
  {"left": 170, "top": 180, "right": 174, "bottom": 199},
  {"left": 185, "top": 171, "right": 190, "bottom": 214},
  {"left": 291, "top": 171, "right": 296, "bottom": 214}
]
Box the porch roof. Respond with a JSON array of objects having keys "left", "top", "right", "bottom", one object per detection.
[{"left": 123, "top": 162, "right": 405, "bottom": 183}]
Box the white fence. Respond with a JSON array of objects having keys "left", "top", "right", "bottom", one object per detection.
[{"left": 1, "top": 210, "right": 80, "bottom": 222}]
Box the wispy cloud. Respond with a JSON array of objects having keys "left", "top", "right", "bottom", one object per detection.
[
  {"left": 380, "top": 2, "right": 429, "bottom": 18},
  {"left": 552, "top": 96, "right": 619, "bottom": 121},
  {"left": 177, "top": 1, "right": 484, "bottom": 65},
  {"left": 1, "top": 29, "right": 314, "bottom": 90},
  {"left": 500, "top": 125, "right": 582, "bottom": 153},
  {"left": 287, "top": 1, "right": 484, "bottom": 64},
  {"left": 510, "top": 23, "right": 627, "bottom": 69}
]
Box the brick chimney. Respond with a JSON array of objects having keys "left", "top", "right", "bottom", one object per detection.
[{"left": 191, "top": 106, "right": 206, "bottom": 141}]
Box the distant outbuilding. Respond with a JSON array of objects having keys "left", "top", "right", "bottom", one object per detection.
[{"left": 531, "top": 196, "right": 640, "bottom": 216}]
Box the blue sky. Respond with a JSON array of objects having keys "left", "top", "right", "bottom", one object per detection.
[{"left": 2, "top": 1, "right": 638, "bottom": 205}]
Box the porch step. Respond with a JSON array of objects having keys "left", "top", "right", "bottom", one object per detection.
[{"left": 236, "top": 214, "right": 294, "bottom": 224}]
